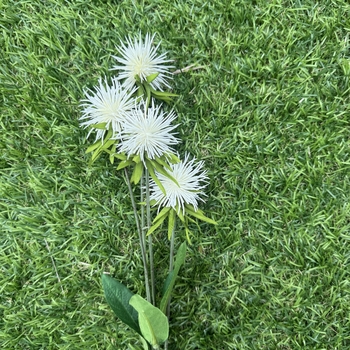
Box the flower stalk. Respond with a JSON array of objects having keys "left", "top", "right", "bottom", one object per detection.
[
  {"left": 124, "top": 168, "right": 151, "bottom": 303},
  {"left": 145, "top": 169, "right": 156, "bottom": 305}
]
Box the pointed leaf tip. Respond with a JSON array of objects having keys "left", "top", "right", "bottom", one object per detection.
[{"left": 101, "top": 274, "right": 140, "bottom": 335}]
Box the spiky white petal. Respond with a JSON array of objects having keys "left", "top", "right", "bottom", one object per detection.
[
  {"left": 150, "top": 154, "right": 208, "bottom": 213},
  {"left": 80, "top": 77, "right": 136, "bottom": 141},
  {"left": 112, "top": 33, "right": 173, "bottom": 91},
  {"left": 118, "top": 100, "right": 179, "bottom": 163}
]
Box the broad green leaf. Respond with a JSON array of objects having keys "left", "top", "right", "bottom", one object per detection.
[
  {"left": 167, "top": 209, "right": 175, "bottom": 240},
  {"left": 129, "top": 295, "right": 169, "bottom": 347},
  {"left": 160, "top": 242, "right": 187, "bottom": 314},
  {"left": 161, "top": 271, "right": 174, "bottom": 299},
  {"left": 101, "top": 274, "right": 140, "bottom": 335}
]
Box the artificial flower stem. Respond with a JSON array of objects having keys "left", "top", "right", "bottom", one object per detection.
[
  {"left": 164, "top": 220, "right": 176, "bottom": 350},
  {"left": 145, "top": 168, "right": 156, "bottom": 305},
  {"left": 124, "top": 168, "right": 151, "bottom": 303},
  {"left": 169, "top": 222, "right": 176, "bottom": 272},
  {"left": 140, "top": 174, "right": 148, "bottom": 265}
]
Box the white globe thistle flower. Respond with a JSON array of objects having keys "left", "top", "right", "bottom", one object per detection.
[
  {"left": 112, "top": 33, "right": 173, "bottom": 91},
  {"left": 80, "top": 77, "right": 136, "bottom": 141},
  {"left": 118, "top": 100, "right": 179, "bottom": 163},
  {"left": 150, "top": 154, "right": 208, "bottom": 213}
]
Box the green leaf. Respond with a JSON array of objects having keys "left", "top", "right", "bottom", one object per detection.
[
  {"left": 109, "top": 145, "right": 117, "bottom": 164},
  {"left": 168, "top": 153, "right": 181, "bottom": 164},
  {"left": 145, "top": 159, "right": 166, "bottom": 195},
  {"left": 117, "top": 159, "right": 134, "bottom": 170},
  {"left": 129, "top": 295, "right": 169, "bottom": 347},
  {"left": 86, "top": 140, "right": 102, "bottom": 154},
  {"left": 90, "top": 147, "right": 102, "bottom": 163},
  {"left": 150, "top": 159, "right": 179, "bottom": 187},
  {"left": 103, "top": 128, "right": 113, "bottom": 142},
  {"left": 184, "top": 205, "right": 218, "bottom": 225},
  {"left": 132, "top": 154, "right": 141, "bottom": 163},
  {"left": 143, "top": 83, "right": 151, "bottom": 109},
  {"left": 131, "top": 161, "right": 144, "bottom": 185},
  {"left": 114, "top": 153, "right": 128, "bottom": 161},
  {"left": 101, "top": 274, "right": 140, "bottom": 335},
  {"left": 184, "top": 226, "right": 192, "bottom": 245},
  {"left": 153, "top": 207, "right": 171, "bottom": 224},
  {"left": 167, "top": 209, "right": 175, "bottom": 240},
  {"left": 150, "top": 89, "right": 178, "bottom": 98},
  {"left": 146, "top": 72, "right": 159, "bottom": 83},
  {"left": 136, "top": 86, "right": 144, "bottom": 97},
  {"left": 155, "top": 156, "right": 172, "bottom": 171},
  {"left": 177, "top": 209, "right": 185, "bottom": 223},
  {"left": 91, "top": 122, "right": 107, "bottom": 130},
  {"left": 160, "top": 242, "right": 187, "bottom": 314},
  {"left": 147, "top": 213, "right": 168, "bottom": 236},
  {"left": 176, "top": 211, "right": 192, "bottom": 244},
  {"left": 99, "top": 138, "right": 116, "bottom": 152}
]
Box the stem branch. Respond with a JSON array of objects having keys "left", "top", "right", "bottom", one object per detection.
[
  {"left": 124, "top": 168, "right": 151, "bottom": 303},
  {"left": 164, "top": 221, "right": 176, "bottom": 350},
  {"left": 145, "top": 169, "right": 156, "bottom": 305}
]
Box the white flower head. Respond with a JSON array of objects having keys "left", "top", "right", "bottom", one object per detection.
[
  {"left": 112, "top": 33, "right": 173, "bottom": 91},
  {"left": 150, "top": 154, "right": 208, "bottom": 213},
  {"left": 118, "top": 99, "right": 179, "bottom": 163},
  {"left": 80, "top": 77, "right": 136, "bottom": 141}
]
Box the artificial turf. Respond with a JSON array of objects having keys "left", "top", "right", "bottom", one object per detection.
[{"left": 1, "top": 0, "right": 350, "bottom": 349}]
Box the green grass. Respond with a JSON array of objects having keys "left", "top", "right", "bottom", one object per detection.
[{"left": 1, "top": 0, "right": 350, "bottom": 349}]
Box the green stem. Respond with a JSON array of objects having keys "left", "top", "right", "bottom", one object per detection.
[
  {"left": 164, "top": 221, "right": 176, "bottom": 350},
  {"left": 168, "top": 224, "right": 175, "bottom": 272},
  {"left": 124, "top": 168, "right": 151, "bottom": 303},
  {"left": 145, "top": 169, "right": 155, "bottom": 305},
  {"left": 140, "top": 174, "right": 148, "bottom": 265}
]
